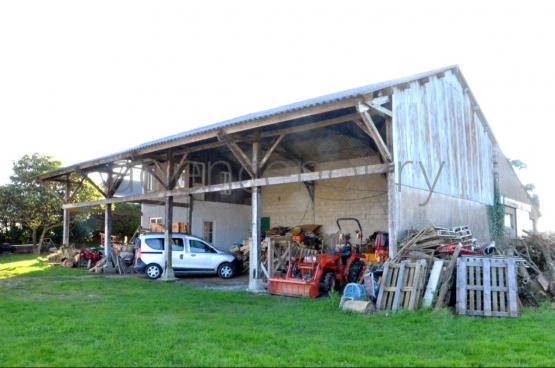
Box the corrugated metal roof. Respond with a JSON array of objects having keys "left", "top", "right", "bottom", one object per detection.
[
  {"left": 39, "top": 65, "right": 457, "bottom": 179},
  {"left": 130, "top": 65, "right": 456, "bottom": 151}
]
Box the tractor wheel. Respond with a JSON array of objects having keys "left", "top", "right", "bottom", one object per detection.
[
  {"left": 347, "top": 259, "right": 363, "bottom": 283},
  {"left": 322, "top": 272, "right": 336, "bottom": 293}
]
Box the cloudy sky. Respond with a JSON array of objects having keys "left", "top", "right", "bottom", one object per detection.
[{"left": 0, "top": 0, "right": 553, "bottom": 229}]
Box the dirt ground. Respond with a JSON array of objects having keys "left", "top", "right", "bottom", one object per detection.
[{"left": 175, "top": 273, "right": 249, "bottom": 292}]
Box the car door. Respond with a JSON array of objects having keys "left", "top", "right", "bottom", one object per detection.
[
  {"left": 184, "top": 238, "right": 219, "bottom": 272},
  {"left": 170, "top": 237, "right": 186, "bottom": 271}
]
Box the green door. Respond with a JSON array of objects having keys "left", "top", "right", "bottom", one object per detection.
[{"left": 261, "top": 217, "right": 271, "bottom": 234}]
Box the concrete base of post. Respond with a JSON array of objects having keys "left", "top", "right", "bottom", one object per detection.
[
  {"left": 160, "top": 267, "right": 176, "bottom": 282},
  {"left": 247, "top": 278, "right": 265, "bottom": 293}
]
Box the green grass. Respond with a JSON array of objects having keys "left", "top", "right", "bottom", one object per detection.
[{"left": 1, "top": 255, "right": 554, "bottom": 367}]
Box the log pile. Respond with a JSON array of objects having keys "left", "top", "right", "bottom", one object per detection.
[{"left": 513, "top": 231, "right": 555, "bottom": 306}]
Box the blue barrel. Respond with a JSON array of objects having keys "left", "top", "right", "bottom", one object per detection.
[{"left": 343, "top": 283, "right": 367, "bottom": 300}]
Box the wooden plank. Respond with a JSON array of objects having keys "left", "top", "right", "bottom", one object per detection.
[
  {"left": 491, "top": 263, "right": 498, "bottom": 313},
  {"left": 405, "top": 264, "right": 415, "bottom": 308},
  {"left": 408, "top": 261, "right": 423, "bottom": 310},
  {"left": 483, "top": 258, "right": 492, "bottom": 317},
  {"left": 456, "top": 257, "right": 467, "bottom": 315},
  {"left": 386, "top": 265, "right": 397, "bottom": 310},
  {"left": 498, "top": 265, "right": 506, "bottom": 313},
  {"left": 64, "top": 163, "right": 391, "bottom": 209},
  {"left": 476, "top": 263, "right": 482, "bottom": 312},
  {"left": 468, "top": 264, "right": 475, "bottom": 312},
  {"left": 376, "top": 262, "right": 390, "bottom": 310},
  {"left": 392, "top": 261, "right": 406, "bottom": 311},
  {"left": 507, "top": 259, "right": 518, "bottom": 317},
  {"left": 423, "top": 260, "right": 444, "bottom": 308},
  {"left": 434, "top": 243, "right": 462, "bottom": 311}
]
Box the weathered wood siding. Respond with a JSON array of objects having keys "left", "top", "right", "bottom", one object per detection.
[{"left": 392, "top": 70, "right": 494, "bottom": 205}]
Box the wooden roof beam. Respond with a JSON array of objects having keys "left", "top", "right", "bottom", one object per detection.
[{"left": 356, "top": 103, "right": 392, "bottom": 163}]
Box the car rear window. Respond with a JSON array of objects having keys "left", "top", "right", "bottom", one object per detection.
[
  {"left": 145, "top": 238, "right": 164, "bottom": 250},
  {"left": 144, "top": 237, "right": 185, "bottom": 251}
]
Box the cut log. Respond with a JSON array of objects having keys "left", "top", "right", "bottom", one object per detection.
[{"left": 341, "top": 300, "right": 375, "bottom": 314}]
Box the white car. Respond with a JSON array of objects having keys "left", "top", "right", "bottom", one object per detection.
[{"left": 134, "top": 233, "right": 242, "bottom": 280}]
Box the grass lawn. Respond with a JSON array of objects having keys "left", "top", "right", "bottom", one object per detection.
[{"left": 1, "top": 255, "right": 554, "bottom": 367}]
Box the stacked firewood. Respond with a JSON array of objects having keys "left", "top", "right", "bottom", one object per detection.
[{"left": 513, "top": 231, "right": 555, "bottom": 306}]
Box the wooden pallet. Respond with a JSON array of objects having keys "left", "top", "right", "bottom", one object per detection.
[
  {"left": 456, "top": 257, "right": 518, "bottom": 317},
  {"left": 377, "top": 260, "right": 428, "bottom": 311}
]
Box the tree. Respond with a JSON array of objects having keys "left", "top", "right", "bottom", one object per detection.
[
  {"left": 6, "top": 153, "right": 99, "bottom": 254},
  {"left": 0, "top": 185, "right": 26, "bottom": 244},
  {"left": 509, "top": 159, "right": 527, "bottom": 170},
  {"left": 509, "top": 158, "right": 541, "bottom": 213}
]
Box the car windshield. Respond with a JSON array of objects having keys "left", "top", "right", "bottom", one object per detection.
[{"left": 189, "top": 239, "right": 217, "bottom": 254}]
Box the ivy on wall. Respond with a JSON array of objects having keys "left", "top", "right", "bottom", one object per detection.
[{"left": 488, "top": 180, "right": 506, "bottom": 248}]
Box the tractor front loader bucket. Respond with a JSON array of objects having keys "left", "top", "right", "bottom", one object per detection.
[{"left": 268, "top": 277, "right": 320, "bottom": 298}]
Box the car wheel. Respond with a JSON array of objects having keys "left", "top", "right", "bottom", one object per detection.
[
  {"left": 145, "top": 264, "right": 162, "bottom": 280},
  {"left": 217, "top": 262, "right": 235, "bottom": 279}
]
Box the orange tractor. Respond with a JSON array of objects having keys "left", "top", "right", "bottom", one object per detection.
[{"left": 268, "top": 218, "right": 366, "bottom": 298}]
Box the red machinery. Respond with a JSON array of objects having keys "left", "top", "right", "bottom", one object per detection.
[
  {"left": 268, "top": 217, "right": 368, "bottom": 298},
  {"left": 79, "top": 246, "right": 102, "bottom": 267},
  {"left": 268, "top": 252, "right": 365, "bottom": 298}
]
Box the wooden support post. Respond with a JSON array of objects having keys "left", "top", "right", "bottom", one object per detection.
[
  {"left": 267, "top": 239, "right": 274, "bottom": 277},
  {"left": 104, "top": 202, "right": 113, "bottom": 258},
  {"left": 385, "top": 115, "right": 398, "bottom": 258},
  {"left": 103, "top": 173, "right": 112, "bottom": 257},
  {"left": 161, "top": 151, "right": 176, "bottom": 280},
  {"left": 103, "top": 171, "right": 115, "bottom": 272},
  {"left": 62, "top": 178, "right": 71, "bottom": 258},
  {"left": 304, "top": 182, "right": 316, "bottom": 223},
  {"left": 387, "top": 171, "right": 397, "bottom": 258},
  {"left": 161, "top": 195, "right": 175, "bottom": 280},
  {"left": 248, "top": 141, "right": 264, "bottom": 292},
  {"left": 188, "top": 194, "right": 194, "bottom": 235}
]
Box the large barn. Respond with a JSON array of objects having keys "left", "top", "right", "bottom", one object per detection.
[{"left": 38, "top": 65, "right": 536, "bottom": 290}]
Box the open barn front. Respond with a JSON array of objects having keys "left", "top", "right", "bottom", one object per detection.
[
  {"left": 38, "top": 66, "right": 510, "bottom": 299},
  {"left": 37, "top": 81, "right": 397, "bottom": 290}
]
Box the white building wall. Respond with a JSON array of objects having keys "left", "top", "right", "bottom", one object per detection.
[
  {"left": 141, "top": 200, "right": 251, "bottom": 250},
  {"left": 502, "top": 196, "right": 534, "bottom": 237},
  {"left": 261, "top": 155, "right": 388, "bottom": 238}
]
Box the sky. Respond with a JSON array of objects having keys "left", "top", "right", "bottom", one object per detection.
[{"left": 0, "top": 0, "right": 554, "bottom": 230}]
